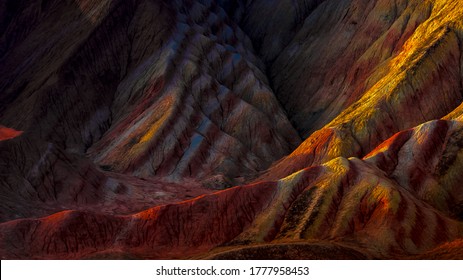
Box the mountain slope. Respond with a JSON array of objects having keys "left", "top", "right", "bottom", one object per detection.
[
  {"left": 0, "top": 0, "right": 300, "bottom": 221},
  {"left": 261, "top": 0, "right": 463, "bottom": 180},
  {"left": 0, "top": 0, "right": 300, "bottom": 182},
  {"left": 1, "top": 0, "right": 463, "bottom": 259}
]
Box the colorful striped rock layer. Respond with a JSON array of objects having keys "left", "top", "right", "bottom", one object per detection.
[{"left": 1, "top": 0, "right": 463, "bottom": 259}]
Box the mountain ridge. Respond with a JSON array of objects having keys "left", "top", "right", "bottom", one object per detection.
[{"left": 1, "top": 0, "right": 463, "bottom": 259}]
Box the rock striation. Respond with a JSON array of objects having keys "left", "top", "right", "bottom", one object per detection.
[{"left": 1, "top": 0, "right": 463, "bottom": 259}]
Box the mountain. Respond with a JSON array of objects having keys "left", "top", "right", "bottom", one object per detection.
[{"left": 1, "top": 0, "right": 463, "bottom": 259}]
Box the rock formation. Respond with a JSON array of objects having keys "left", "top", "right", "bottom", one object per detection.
[{"left": 1, "top": 0, "right": 463, "bottom": 259}]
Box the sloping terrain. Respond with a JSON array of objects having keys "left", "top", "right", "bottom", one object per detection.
[
  {"left": 1, "top": 0, "right": 463, "bottom": 259},
  {"left": 0, "top": 0, "right": 299, "bottom": 221}
]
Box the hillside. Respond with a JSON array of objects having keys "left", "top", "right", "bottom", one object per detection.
[{"left": 1, "top": 0, "right": 463, "bottom": 259}]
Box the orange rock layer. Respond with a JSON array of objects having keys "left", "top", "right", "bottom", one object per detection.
[{"left": 1, "top": 0, "right": 463, "bottom": 259}]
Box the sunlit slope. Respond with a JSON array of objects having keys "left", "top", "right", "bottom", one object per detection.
[
  {"left": 262, "top": 0, "right": 463, "bottom": 180},
  {"left": 2, "top": 117, "right": 463, "bottom": 259},
  {"left": 2, "top": 0, "right": 463, "bottom": 260}
]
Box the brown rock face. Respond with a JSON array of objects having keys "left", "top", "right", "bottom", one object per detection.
[{"left": 1, "top": 0, "right": 463, "bottom": 259}]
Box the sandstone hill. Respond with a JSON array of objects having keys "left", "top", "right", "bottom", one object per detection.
[{"left": 1, "top": 0, "right": 463, "bottom": 259}]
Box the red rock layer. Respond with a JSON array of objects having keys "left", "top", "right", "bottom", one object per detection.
[
  {"left": 0, "top": 126, "right": 22, "bottom": 141},
  {"left": 1, "top": 154, "right": 461, "bottom": 259},
  {"left": 2, "top": 116, "right": 463, "bottom": 259},
  {"left": 1, "top": 0, "right": 463, "bottom": 260}
]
